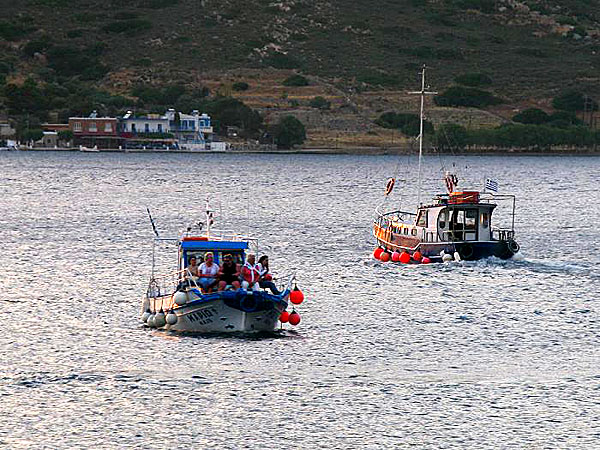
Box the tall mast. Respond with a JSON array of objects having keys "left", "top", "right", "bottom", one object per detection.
[{"left": 409, "top": 65, "right": 437, "bottom": 207}]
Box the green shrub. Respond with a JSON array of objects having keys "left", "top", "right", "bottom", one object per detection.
[
  {"left": 434, "top": 86, "right": 502, "bottom": 108},
  {"left": 23, "top": 129, "right": 44, "bottom": 142},
  {"left": 102, "top": 19, "right": 152, "bottom": 33},
  {"left": 547, "top": 111, "right": 582, "bottom": 127},
  {"left": 552, "top": 90, "right": 598, "bottom": 112},
  {"left": 357, "top": 71, "right": 400, "bottom": 87},
  {"left": 47, "top": 46, "right": 108, "bottom": 79},
  {"left": 454, "top": 73, "right": 492, "bottom": 87},
  {"left": 273, "top": 115, "right": 306, "bottom": 149},
  {"left": 23, "top": 39, "right": 52, "bottom": 57},
  {"left": 435, "top": 123, "right": 468, "bottom": 150},
  {"left": 309, "top": 96, "right": 331, "bottom": 110},
  {"left": 58, "top": 130, "right": 73, "bottom": 141},
  {"left": 451, "top": 0, "right": 495, "bottom": 13},
  {"left": 134, "top": 57, "right": 152, "bottom": 67},
  {"left": 512, "top": 108, "right": 549, "bottom": 125},
  {"left": 283, "top": 74, "right": 309, "bottom": 86},
  {"left": 66, "top": 29, "right": 84, "bottom": 38},
  {"left": 375, "top": 112, "right": 433, "bottom": 137},
  {"left": 0, "top": 20, "right": 35, "bottom": 41},
  {"left": 263, "top": 52, "right": 300, "bottom": 69},
  {"left": 232, "top": 82, "right": 249, "bottom": 91}
]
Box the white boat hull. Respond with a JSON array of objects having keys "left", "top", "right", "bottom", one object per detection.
[{"left": 142, "top": 289, "right": 287, "bottom": 333}]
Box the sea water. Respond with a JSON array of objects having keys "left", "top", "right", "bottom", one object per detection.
[{"left": 0, "top": 151, "right": 598, "bottom": 448}]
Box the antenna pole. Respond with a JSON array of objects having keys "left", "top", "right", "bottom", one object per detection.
[
  {"left": 408, "top": 65, "right": 437, "bottom": 208},
  {"left": 417, "top": 66, "right": 426, "bottom": 207},
  {"left": 205, "top": 196, "right": 211, "bottom": 239}
]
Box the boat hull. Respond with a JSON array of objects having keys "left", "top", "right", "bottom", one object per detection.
[
  {"left": 374, "top": 229, "right": 519, "bottom": 261},
  {"left": 143, "top": 289, "right": 289, "bottom": 333}
]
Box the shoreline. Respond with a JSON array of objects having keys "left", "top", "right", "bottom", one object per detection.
[{"left": 8, "top": 146, "right": 600, "bottom": 156}]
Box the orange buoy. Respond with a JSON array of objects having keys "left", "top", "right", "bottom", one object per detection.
[
  {"left": 421, "top": 256, "right": 431, "bottom": 264},
  {"left": 279, "top": 311, "right": 290, "bottom": 323},
  {"left": 399, "top": 252, "right": 411, "bottom": 264},
  {"left": 380, "top": 252, "right": 391, "bottom": 262},
  {"left": 290, "top": 285, "right": 304, "bottom": 305},
  {"left": 391, "top": 251, "right": 401, "bottom": 262},
  {"left": 413, "top": 251, "right": 423, "bottom": 262},
  {"left": 288, "top": 311, "right": 301, "bottom": 326},
  {"left": 373, "top": 248, "right": 384, "bottom": 259}
]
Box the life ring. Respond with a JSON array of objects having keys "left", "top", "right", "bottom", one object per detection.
[
  {"left": 458, "top": 243, "right": 474, "bottom": 260},
  {"left": 239, "top": 295, "right": 258, "bottom": 312},
  {"left": 507, "top": 240, "right": 520, "bottom": 254},
  {"left": 385, "top": 178, "right": 395, "bottom": 196}
]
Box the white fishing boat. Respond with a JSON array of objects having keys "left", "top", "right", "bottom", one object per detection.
[
  {"left": 373, "top": 66, "right": 520, "bottom": 263},
  {"left": 141, "top": 204, "right": 305, "bottom": 333}
]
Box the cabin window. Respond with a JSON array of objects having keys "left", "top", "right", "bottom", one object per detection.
[
  {"left": 411, "top": 228, "right": 417, "bottom": 236},
  {"left": 416, "top": 210, "right": 427, "bottom": 227},
  {"left": 439, "top": 210, "right": 447, "bottom": 229},
  {"left": 404, "top": 228, "right": 408, "bottom": 235},
  {"left": 481, "top": 212, "right": 489, "bottom": 228},
  {"left": 465, "top": 209, "right": 477, "bottom": 230},
  {"left": 452, "top": 210, "right": 465, "bottom": 227}
]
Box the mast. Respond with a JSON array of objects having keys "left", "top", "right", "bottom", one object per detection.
[{"left": 409, "top": 65, "right": 437, "bottom": 207}]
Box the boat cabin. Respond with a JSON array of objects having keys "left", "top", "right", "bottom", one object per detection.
[{"left": 179, "top": 237, "right": 249, "bottom": 272}]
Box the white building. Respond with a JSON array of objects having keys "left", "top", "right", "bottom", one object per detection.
[{"left": 121, "top": 111, "right": 170, "bottom": 134}]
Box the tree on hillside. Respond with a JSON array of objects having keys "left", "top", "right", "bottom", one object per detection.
[
  {"left": 434, "top": 123, "right": 468, "bottom": 151},
  {"left": 512, "top": 108, "right": 549, "bottom": 125},
  {"left": 272, "top": 115, "right": 306, "bottom": 149},
  {"left": 552, "top": 90, "right": 598, "bottom": 112},
  {"left": 434, "top": 86, "right": 502, "bottom": 108}
]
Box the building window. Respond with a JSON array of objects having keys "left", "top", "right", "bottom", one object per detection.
[
  {"left": 145, "top": 123, "right": 150, "bottom": 133},
  {"left": 158, "top": 124, "right": 162, "bottom": 133},
  {"left": 89, "top": 122, "right": 97, "bottom": 132},
  {"left": 73, "top": 122, "right": 82, "bottom": 132},
  {"left": 131, "top": 124, "right": 136, "bottom": 132},
  {"left": 104, "top": 123, "right": 112, "bottom": 132}
]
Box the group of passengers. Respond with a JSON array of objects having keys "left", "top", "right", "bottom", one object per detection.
[{"left": 186, "top": 253, "right": 280, "bottom": 295}]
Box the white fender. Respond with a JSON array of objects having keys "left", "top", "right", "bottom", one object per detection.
[
  {"left": 442, "top": 253, "right": 453, "bottom": 263},
  {"left": 166, "top": 312, "right": 178, "bottom": 325},
  {"left": 173, "top": 291, "right": 188, "bottom": 306},
  {"left": 154, "top": 311, "right": 166, "bottom": 328},
  {"left": 453, "top": 251, "right": 461, "bottom": 262},
  {"left": 147, "top": 314, "right": 156, "bottom": 327}
]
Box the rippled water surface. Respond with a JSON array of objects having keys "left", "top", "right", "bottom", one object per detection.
[{"left": 1, "top": 151, "right": 599, "bottom": 449}]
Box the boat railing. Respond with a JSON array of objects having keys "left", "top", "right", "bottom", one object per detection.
[
  {"left": 181, "top": 229, "right": 258, "bottom": 243},
  {"left": 147, "top": 267, "right": 296, "bottom": 300},
  {"left": 374, "top": 207, "right": 417, "bottom": 227},
  {"left": 147, "top": 268, "right": 190, "bottom": 299},
  {"left": 492, "top": 227, "right": 515, "bottom": 241}
]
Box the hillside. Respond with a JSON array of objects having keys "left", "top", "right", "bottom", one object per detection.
[{"left": 1, "top": 0, "right": 600, "bottom": 148}]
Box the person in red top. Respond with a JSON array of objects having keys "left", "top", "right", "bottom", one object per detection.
[{"left": 241, "top": 253, "right": 260, "bottom": 291}]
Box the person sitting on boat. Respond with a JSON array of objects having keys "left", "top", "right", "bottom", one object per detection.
[
  {"left": 198, "top": 252, "right": 219, "bottom": 293},
  {"left": 217, "top": 254, "right": 241, "bottom": 291},
  {"left": 186, "top": 256, "right": 199, "bottom": 278},
  {"left": 241, "top": 254, "right": 260, "bottom": 292},
  {"left": 256, "top": 255, "right": 280, "bottom": 295}
]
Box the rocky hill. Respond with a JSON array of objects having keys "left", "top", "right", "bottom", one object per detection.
[{"left": 2, "top": 0, "right": 600, "bottom": 147}]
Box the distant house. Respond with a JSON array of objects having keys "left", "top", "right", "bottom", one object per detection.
[
  {"left": 165, "top": 109, "right": 215, "bottom": 149},
  {"left": 120, "top": 111, "right": 170, "bottom": 135},
  {"left": 0, "top": 122, "right": 16, "bottom": 138},
  {"left": 38, "top": 131, "right": 59, "bottom": 148},
  {"left": 69, "top": 111, "right": 120, "bottom": 148}
]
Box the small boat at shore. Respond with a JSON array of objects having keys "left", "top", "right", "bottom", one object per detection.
[
  {"left": 372, "top": 66, "right": 520, "bottom": 263},
  {"left": 141, "top": 206, "right": 304, "bottom": 333}
]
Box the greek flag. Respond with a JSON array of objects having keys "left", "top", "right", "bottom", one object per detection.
[{"left": 485, "top": 178, "right": 499, "bottom": 192}]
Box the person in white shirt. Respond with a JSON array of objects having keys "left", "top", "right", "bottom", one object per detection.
[
  {"left": 241, "top": 253, "right": 260, "bottom": 291},
  {"left": 198, "top": 252, "right": 219, "bottom": 293}
]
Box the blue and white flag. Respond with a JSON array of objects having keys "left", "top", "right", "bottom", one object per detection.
[{"left": 485, "top": 178, "right": 499, "bottom": 192}]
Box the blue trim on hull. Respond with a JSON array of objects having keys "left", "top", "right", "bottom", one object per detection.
[{"left": 175, "top": 288, "right": 289, "bottom": 314}]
